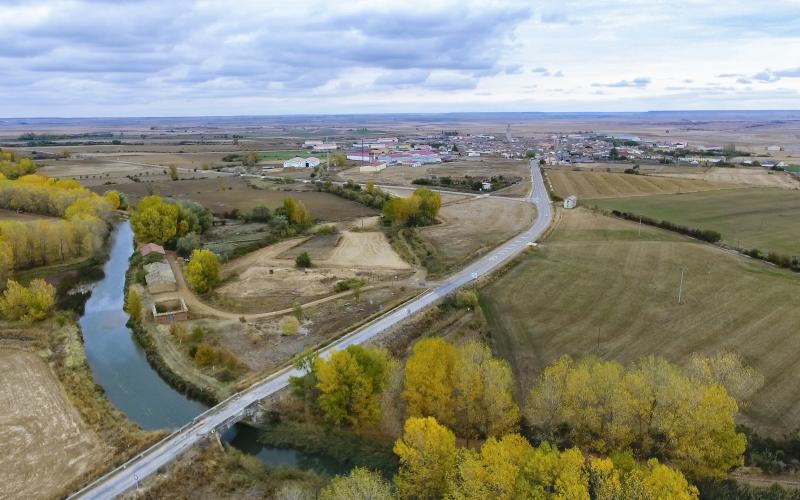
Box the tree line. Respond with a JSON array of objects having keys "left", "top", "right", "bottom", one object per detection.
[
  {"left": 0, "top": 149, "right": 36, "bottom": 179},
  {"left": 0, "top": 174, "right": 120, "bottom": 275},
  {"left": 317, "top": 179, "right": 393, "bottom": 210},
  {"left": 383, "top": 188, "right": 442, "bottom": 227},
  {"left": 287, "top": 332, "right": 758, "bottom": 498},
  {"left": 610, "top": 210, "right": 722, "bottom": 243}
]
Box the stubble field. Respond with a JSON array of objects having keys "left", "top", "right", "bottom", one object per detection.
[
  {"left": 0, "top": 350, "right": 104, "bottom": 499},
  {"left": 481, "top": 209, "right": 800, "bottom": 435},
  {"left": 546, "top": 168, "right": 735, "bottom": 199}
]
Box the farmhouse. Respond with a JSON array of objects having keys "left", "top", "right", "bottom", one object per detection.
[
  {"left": 564, "top": 195, "right": 577, "bottom": 209},
  {"left": 144, "top": 261, "right": 177, "bottom": 294},
  {"left": 312, "top": 143, "right": 338, "bottom": 152},
  {"left": 283, "top": 156, "right": 321, "bottom": 169},
  {"left": 139, "top": 243, "right": 165, "bottom": 258}
]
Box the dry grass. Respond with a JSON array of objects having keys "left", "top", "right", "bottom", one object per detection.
[
  {"left": 338, "top": 159, "right": 530, "bottom": 187},
  {"left": 0, "top": 348, "right": 105, "bottom": 499},
  {"left": 481, "top": 209, "right": 800, "bottom": 435},
  {"left": 418, "top": 197, "right": 535, "bottom": 272},
  {"left": 653, "top": 167, "right": 800, "bottom": 189},
  {"left": 546, "top": 169, "right": 735, "bottom": 199}
]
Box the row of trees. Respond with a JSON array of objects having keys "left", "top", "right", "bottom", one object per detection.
[
  {"left": 0, "top": 149, "right": 36, "bottom": 179},
  {"left": 0, "top": 175, "right": 120, "bottom": 274},
  {"left": 318, "top": 180, "right": 393, "bottom": 210},
  {"left": 610, "top": 210, "right": 722, "bottom": 243},
  {"left": 383, "top": 188, "right": 442, "bottom": 227},
  {"left": 525, "top": 354, "right": 759, "bottom": 480},
  {"left": 130, "top": 195, "right": 212, "bottom": 247}
]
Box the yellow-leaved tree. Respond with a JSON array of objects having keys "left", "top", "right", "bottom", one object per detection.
[
  {"left": 0, "top": 279, "right": 56, "bottom": 323},
  {"left": 320, "top": 467, "right": 393, "bottom": 500},
  {"left": 125, "top": 287, "right": 142, "bottom": 322},
  {"left": 130, "top": 195, "right": 180, "bottom": 245},
  {"left": 402, "top": 337, "right": 457, "bottom": 428},
  {"left": 184, "top": 249, "right": 221, "bottom": 294},
  {"left": 393, "top": 416, "right": 457, "bottom": 500}
]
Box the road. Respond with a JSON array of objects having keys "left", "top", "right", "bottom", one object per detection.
[{"left": 71, "top": 161, "right": 553, "bottom": 499}]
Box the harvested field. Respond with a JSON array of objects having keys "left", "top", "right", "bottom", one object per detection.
[
  {"left": 379, "top": 185, "right": 473, "bottom": 205},
  {"left": 327, "top": 231, "right": 411, "bottom": 269},
  {"left": 103, "top": 177, "right": 375, "bottom": 220},
  {"left": 338, "top": 159, "right": 530, "bottom": 188},
  {"left": 0, "top": 349, "right": 104, "bottom": 499},
  {"left": 591, "top": 187, "right": 800, "bottom": 255},
  {"left": 419, "top": 197, "right": 535, "bottom": 271},
  {"left": 481, "top": 209, "right": 800, "bottom": 435},
  {"left": 653, "top": 166, "right": 799, "bottom": 188},
  {"left": 277, "top": 232, "right": 341, "bottom": 260},
  {"left": 546, "top": 169, "right": 735, "bottom": 199}
]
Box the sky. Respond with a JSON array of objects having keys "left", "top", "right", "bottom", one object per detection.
[{"left": 1, "top": 0, "right": 799, "bottom": 117}]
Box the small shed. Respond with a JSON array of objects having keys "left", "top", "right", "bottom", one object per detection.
[
  {"left": 144, "top": 261, "right": 177, "bottom": 294},
  {"left": 563, "top": 195, "right": 577, "bottom": 209},
  {"left": 140, "top": 243, "right": 165, "bottom": 258}
]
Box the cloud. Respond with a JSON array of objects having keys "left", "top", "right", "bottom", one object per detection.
[{"left": 592, "top": 77, "right": 651, "bottom": 88}]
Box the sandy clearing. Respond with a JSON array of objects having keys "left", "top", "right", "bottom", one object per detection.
[
  {"left": 327, "top": 231, "right": 411, "bottom": 269},
  {"left": 0, "top": 349, "right": 105, "bottom": 499}
]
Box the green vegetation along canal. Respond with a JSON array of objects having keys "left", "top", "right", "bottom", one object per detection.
[{"left": 79, "top": 221, "right": 343, "bottom": 475}]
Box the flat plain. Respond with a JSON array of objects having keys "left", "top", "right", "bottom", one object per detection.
[
  {"left": 0, "top": 349, "right": 104, "bottom": 499},
  {"left": 546, "top": 168, "right": 735, "bottom": 199},
  {"left": 590, "top": 187, "right": 800, "bottom": 255},
  {"left": 481, "top": 209, "right": 800, "bottom": 435}
]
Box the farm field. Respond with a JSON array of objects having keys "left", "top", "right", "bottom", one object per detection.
[
  {"left": 591, "top": 187, "right": 800, "bottom": 255},
  {"left": 653, "top": 166, "right": 799, "bottom": 188},
  {"left": 419, "top": 196, "right": 535, "bottom": 272},
  {"left": 546, "top": 168, "right": 735, "bottom": 199},
  {"left": 338, "top": 159, "right": 530, "bottom": 192},
  {"left": 96, "top": 177, "right": 375, "bottom": 220},
  {"left": 481, "top": 209, "right": 800, "bottom": 435},
  {"left": 0, "top": 349, "right": 104, "bottom": 499}
]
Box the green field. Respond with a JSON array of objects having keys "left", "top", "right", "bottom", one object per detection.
[
  {"left": 259, "top": 150, "right": 314, "bottom": 161},
  {"left": 589, "top": 187, "right": 800, "bottom": 255},
  {"left": 481, "top": 209, "right": 800, "bottom": 435}
]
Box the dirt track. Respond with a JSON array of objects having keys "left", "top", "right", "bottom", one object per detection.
[{"left": 0, "top": 350, "right": 104, "bottom": 499}]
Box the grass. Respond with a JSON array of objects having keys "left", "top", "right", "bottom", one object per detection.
[
  {"left": 546, "top": 169, "right": 733, "bottom": 199},
  {"left": 480, "top": 209, "right": 800, "bottom": 436},
  {"left": 589, "top": 187, "right": 800, "bottom": 255},
  {"left": 259, "top": 150, "right": 314, "bottom": 161}
]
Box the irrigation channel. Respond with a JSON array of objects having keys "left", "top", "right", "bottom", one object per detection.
[{"left": 79, "top": 221, "right": 344, "bottom": 476}]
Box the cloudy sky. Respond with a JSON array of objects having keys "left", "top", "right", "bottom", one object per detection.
[{"left": 2, "top": 0, "right": 799, "bottom": 116}]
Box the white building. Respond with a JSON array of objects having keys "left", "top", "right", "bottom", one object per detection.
[
  {"left": 283, "top": 156, "right": 321, "bottom": 169},
  {"left": 303, "top": 140, "right": 323, "bottom": 148},
  {"left": 563, "top": 195, "right": 577, "bottom": 209},
  {"left": 313, "top": 143, "right": 338, "bottom": 152}
]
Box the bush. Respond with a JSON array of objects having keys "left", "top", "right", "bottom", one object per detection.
[
  {"left": 280, "top": 316, "right": 300, "bottom": 336},
  {"left": 176, "top": 232, "right": 201, "bottom": 258},
  {"left": 455, "top": 289, "right": 479, "bottom": 309},
  {"left": 295, "top": 251, "right": 311, "bottom": 268},
  {"left": 334, "top": 278, "right": 365, "bottom": 293}
]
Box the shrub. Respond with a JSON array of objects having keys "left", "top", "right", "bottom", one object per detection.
[
  {"left": 295, "top": 251, "right": 312, "bottom": 268},
  {"left": 280, "top": 315, "right": 301, "bottom": 336}
]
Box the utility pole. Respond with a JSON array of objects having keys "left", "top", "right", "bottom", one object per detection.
[
  {"left": 678, "top": 267, "right": 685, "bottom": 304},
  {"left": 638, "top": 215, "right": 642, "bottom": 237}
]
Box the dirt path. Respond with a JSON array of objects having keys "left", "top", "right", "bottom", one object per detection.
[{"left": 162, "top": 253, "right": 393, "bottom": 320}]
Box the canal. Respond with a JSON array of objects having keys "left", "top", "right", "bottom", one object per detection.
[{"left": 79, "top": 222, "right": 342, "bottom": 475}]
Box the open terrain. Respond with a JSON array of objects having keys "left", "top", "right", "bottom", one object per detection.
[
  {"left": 338, "top": 159, "right": 530, "bottom": 193},
  {"left": 98, "top": 176, "right": 374, "bottom": 219},
  {"left": 590, "top": 187, "right": 800, "bottom": 255},
  {"left": 653, "top": 166, "right": 800, "bottom": 189},
  {"left": 481, "top": 208, "right": 800, "bottom": 435},
  {"left": 0, "top": 349, "right": 104, "bottom": 499},
  {"left": 546, "top": 168, "right": 736, "bottom": 199},
  {"left": 418, "top": 196, "right": 536, "bottom": 272}
]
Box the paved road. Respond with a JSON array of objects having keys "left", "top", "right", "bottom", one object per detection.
[{"left": 71, "top": 161, "right": 553, "bottom": 499}]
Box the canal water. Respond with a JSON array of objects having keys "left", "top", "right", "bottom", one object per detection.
[{"left": 79, "top": 222, "right": 342, "bottom": 474}]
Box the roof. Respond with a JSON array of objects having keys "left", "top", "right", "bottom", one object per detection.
[
  {"left": 144, "top": 262, "right": 176, "bottom": 285},
  {"left": 140, "top": 243, "right": 165, "bottom": 256}
]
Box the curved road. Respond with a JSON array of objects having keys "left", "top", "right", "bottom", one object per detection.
[{"left": 72, "top": 161, "right": 553, "bottom": 499}]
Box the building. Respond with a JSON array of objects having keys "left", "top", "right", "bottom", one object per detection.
[
  {"left": 283, "top": 156, "right": 321, "bottom": 169},
  {"left": 144, "top": 261, "right": 177, "bottom": 294},
  {"left": 563, "top": 195, "right": 577, "bottom": 209},
  {"left": 303, "top": 140, "right": 323, "bottom": 148},
  {"left": 312, "top": 143, "right": 338, "bottom": 152},
  {"left": 140, "top": 243, "right": 165, "bottom": 258},
  {"left": 359, "top": 162, "right": 387, "bottom": 173},
  {"left": 152, "top": 298, "right": 189, "bottom": 324}
]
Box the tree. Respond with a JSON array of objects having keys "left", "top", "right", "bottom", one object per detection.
[
  {"left": 295, "top": 251, "right": 311, "bottom": 268},
  {"left": 242, "top": 151, "right": 260, "bottom": 167},
  {"left": 280, "top": 315, "right": 300, "bottom": 336},
  {"left": 525, "top": 150, "right": 536, "bottom": 158},
  {"left": 365, "top": 181, "right": 376, "bottom": 194},
  {"left": 283, "top": 197, "right": 312, "bottom": 226},
  {"left": 394, "top": 417, "right": 457, "bottom": 500},
  {"left": 517, "top": 443, "right": 589, "bottom": 500},
  {"left": 403, "top": 338, "right": 457, "bottom": 428},
  {"left": 131, "top": 195, "right": 180, "bottom": 245},
  {"left": 289, "top": 349, "right": 319, "bottom": 419},
  {"left": 168, "top": 164, "right": 178, "bottom": 181},
  {"left": 125, "top": 287, "right": 142, "bottom": 322},
  {"left": 315, "top": 345, "right": 390, "bottom": 428},
  {"left": 104, "top": 190, "right": 121, "bottom": 210},
  {"left": 624, "top": 459, "right": 699, "bottom": 500},
  {"left": 447, "top": 434, "right": 534, "bottom": 500},
  {"left": 332, "top": 152, "right": 347, "bottom": 168},
  {"left": 0, "top": 278, "right": 55, "bottom": 323},
  {"left": 686, "top": 352, "right": 764, "bottom": 408},
  {"left": 292, "top": 303, "right": 303, "bottom": 321},
  {"left": 176, "top": 232, "right": 201, "bottom": 258},
  {"left": 184, "top": 249, "right": 221, "bottom": 293},
  {"left": 320, "top": 467, "right": 393, "bottom": 500},
  {"left": 455, "top": 289, "right": 479, "bottom": 309}
]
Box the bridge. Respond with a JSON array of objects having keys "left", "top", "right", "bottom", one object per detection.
[{"left": 71, "top": 161, "right": 553, "bottom": 499}]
